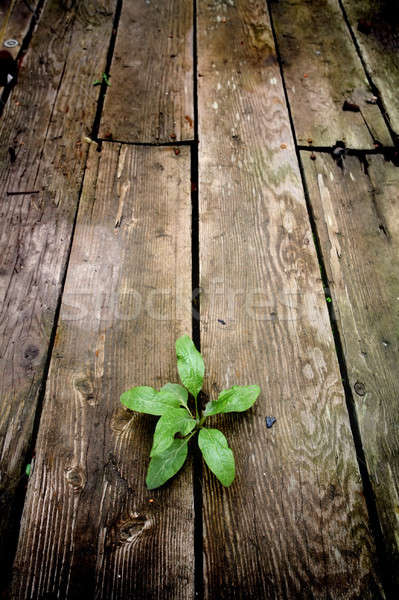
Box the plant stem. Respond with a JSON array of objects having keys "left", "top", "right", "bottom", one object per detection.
[
  {"left": 185, "top": 405, "right": 195, "bottom": 418},
  {"left": 185, "top": 430, "right": 197, "bottom": 443}
]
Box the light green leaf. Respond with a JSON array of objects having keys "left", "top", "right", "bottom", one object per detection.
[
  {"left": 203, "top": 385, "right": 260, "bottom": 417},
  {"left": 159, "top": 383, "right": 190, "bottom": 412},
  {"left": 198, "top": 428, "right": 235, "bottom": 487},
  {"left": 120, "top": 386, "right": 180, "bottom": 416},
  {"left": 150, "top": 408, "right": 196, "bottom": 457},
  {"left": 176, "top": 335, "right": 204, "bottom": 399},
  {"left": 146, "top": 438, "right": 189, "bottom": 489}
]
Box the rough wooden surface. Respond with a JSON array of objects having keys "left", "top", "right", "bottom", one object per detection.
[
  {"left": 1, "top": 0, "right": 397, "bottom": 597},
  {"left": 197, "top": 1, "right": 382, "bottom": 597},
  {"left": 270, "top": 0, "right": 390, "bottom": 148},
  {"left": 341, "top": 0, "right": 399, "bottom": 139},
  {"left": 11, "top": 144, "right": 194, "bottom": 600},
  {"left": 0, "top": 0, "right": 37, "bottom": 61},
  {"left": 0, "top": 0, "right": 116, "bottom": 578},
  {"left": 302, "top": 151, "right": 399, "bottom": 588},
  {"left": 100, "top": 0, "right": 194, "bottom": 143}
]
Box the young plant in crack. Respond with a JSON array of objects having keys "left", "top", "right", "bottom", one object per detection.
[{"left": 120, "top": 335, "right": 260, "bottom": 489}]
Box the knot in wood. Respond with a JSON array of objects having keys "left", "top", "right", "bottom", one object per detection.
[
  {"left": 110, "top": 407, "right": 133, "bottom": 433},
  {"left": 118, "top": 514, "right": 150, "bottom": 544},
  {"left": 65, "top": 466, "right": 86, "bottom": 491},
  {"left": 22, "top": 344, "right": 40, "bottom": 368},
  {"left": 74, "top": 374, "right": 96, "bottom": 406},
  {"left": 354, "top": 381, "right": 366, "bottom": 397}
]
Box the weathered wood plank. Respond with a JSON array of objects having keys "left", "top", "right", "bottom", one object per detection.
[
  {"left": 0, "top": 0, "right": 38, "bottom": 61},
  {"left": 11, "top": 144, "right": 194, "bottom": 600},
  {"left": 197, "top": 1, "right": 383, "bottom": 597},
  {"left": 341, "top": 0, "right": 399, "bottom": 139},
  {"left": 270, "top": 0, "right": 390, "bottom": 148},
  {"left": 302, "top": 151, "right": 399, "bottom": 589},
  {"left": 100, "top": 0, "right": 194, "bottom": 143},
  {"left": 0, "top": 0, "right": 39, "bottom": 94},
  {"left": 0, "top": 0, "right": 117, "bottom": 576}
]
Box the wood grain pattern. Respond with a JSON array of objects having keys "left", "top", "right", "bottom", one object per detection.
[
  {"left": 197, "top": 1, "right": 383, "bottom": 597},
  {"left": 270, "top": 0, "right": 390, "bottom": 148},
  {"left": 100, "top": 0, "right": 194, "bottom": 143},
  {"left": 11, "top": 144, "right": 194, "bottom": 600},
  {"left": 0, "top": 0, "right": 117, "bottom": 575},
  {"left": 302, "top": 151, "right": 399, "bottom": 589},
  {"left": 341, "top": 0, "right": 399, "bottom": 139},
  {"left": 0, "top": 0, "right": 38, "bottom": 61}
]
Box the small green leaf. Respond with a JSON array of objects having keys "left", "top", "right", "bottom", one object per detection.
[
  {"left": 25, "top": 463, "right": 31, "bottom": 477},
  {"left": 146, "top": 438, "right": 189, "bottom": 489},
  {"left": 198, "top": 428, "right": 235, "bottom": 487},
  {"left": 203, "top": 385, "right": 260, "bottom": 417},
  {"left": 93, "top": 73, "right": 111, "bottom": 87},
  {"left": 159, "top": 383, "right": 190, "bottom": 412},
  {"left": 176, "top": 335, "right": 204, "bottom": 399},
  {"left": 120, "top": 386, "right": 180, "bottom": 416},
  {"left": 151, "top": 408, "right": 196, "bottom": 457}
]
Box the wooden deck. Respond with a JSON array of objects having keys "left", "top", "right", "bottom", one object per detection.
[{"left": 0, "top": 1, "right": 398, "bottom": 598}]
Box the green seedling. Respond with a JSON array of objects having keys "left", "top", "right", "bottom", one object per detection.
[
  {"left": 120, "top": 335, "right": 260, "bottom": 489},
  {"left": 93, "top": 73, "right": 111, "bottom": 87}
]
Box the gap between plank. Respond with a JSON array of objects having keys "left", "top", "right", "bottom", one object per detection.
[
  {"left": 91, "top": 0, "right": 123, "bottom": 140},
  {"left": 266, "top": 1, "right": 395, "bottom": 597},
  {"left": 191, "top": 0, "right": 204, "bottom": 598},
  {"left": 337, "top": 0, "right": 398, "bottom": 146},
  {"left": 299, "top": 144, "right": 399, "bottom": 168},
  {"left": 97, "top": 138, "right": 195, "bottom": 148},
  {"left": 191, "top": 139, "right": 203, "bottom": 600},
  {"left": 299, "top": 144, "right": 399, "bottom": 155}
]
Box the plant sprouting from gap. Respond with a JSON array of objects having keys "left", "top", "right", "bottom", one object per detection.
[
  {"left": 93, "top": 73, "right": 111, "bottom": 87},
  {"left": 120, "top": 335, "right": 260, "bottom": 489}
]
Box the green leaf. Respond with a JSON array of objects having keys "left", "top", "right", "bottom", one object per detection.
[
  {"left": 25, "top": 463, "right": 31, "bottom": 477},
  {"left": 159, "top": 383, "right": 190, "bottom": 412},
  {"left": 120, "top": 386, "right": 180, "bottom": 416},
  {"left": 93, "top": 73, "right": 111, "bottom": 87},
  {"left": 175, "top": 335, "right": 204, "bottom": 399},
  {"left": 150, "top": 408, "right": 196, "bottom": 457},
  {"left": 203, "top": 385, "right": 260, "bottom": 417},
  {"left": 146, "top": 438, "right": 189, "bottom": 489},
  {"left": 198, "top": 428, "right": 235, "bottom": 487}
]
